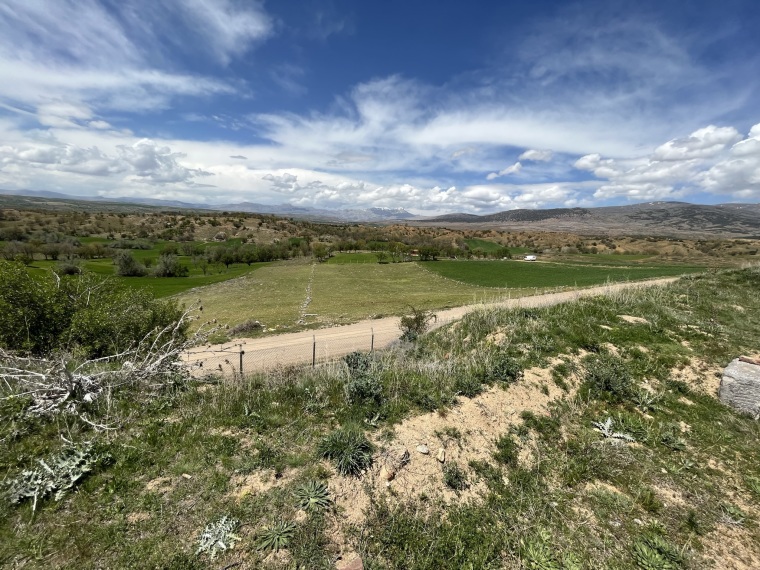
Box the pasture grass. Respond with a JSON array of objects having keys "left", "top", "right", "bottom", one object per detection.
[
  {"left": 325, "top": 252, "right": 378, "bottom": 264},
  {"left": 27, "top": 257, "right": 267, "bottom": 297},
  {"left": 2, "top": 267, "right": 759, "bottom": 568},
  {"left": 420, "top": 259, "right": 706, "bottom": 288}
]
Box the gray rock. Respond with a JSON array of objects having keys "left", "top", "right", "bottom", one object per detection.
[
  {"left": 719, "top": 358, "right": 760, "bottom": 419},
  {"left": 416, "top": 444, "right": 429, "bottom": 455}
]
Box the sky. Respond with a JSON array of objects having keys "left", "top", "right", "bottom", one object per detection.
[{"left": 0, "top": 0, "right": 759, "bottom": 215}]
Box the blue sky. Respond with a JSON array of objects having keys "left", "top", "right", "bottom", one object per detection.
[{"left": 0, "top": 0, "right": 759, "bottom": 214}]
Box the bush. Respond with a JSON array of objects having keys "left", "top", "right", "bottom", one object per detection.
[
  {"left": 582, "top": 353, "right": 635, "bottom": 403},
  {"left": 442, "top": 462, "right": 469, "bottom": 491},
  {"left": 55, "top": 260, "right": 82, "bottom": 275},
  {"left": 344, "top": 373, "right": 383, "bottom": 405},
  {"left": 400, "top": 307, "right": 435, "bottom": 342},
  {"left": 343, "top": 351, "right": 373, "bottom": 375},
  {"left": 153, "top": 254, "right": 189, "bottom": 277},
  {"left": 113, "top": 250, "right": 147, "bottom": 277},
  {"left": 229, "top": 319, "right": 264, "bottom": 336},
  {"left": 0, "top": 261, "right": 186, "bottom": 357}
]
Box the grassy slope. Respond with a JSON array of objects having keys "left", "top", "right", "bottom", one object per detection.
[
  {"left": 3, "top": 268, "right": 759, "bottom": 569},
  {"left": 420, "top": 259, "right": 706, "bottom": 288}
]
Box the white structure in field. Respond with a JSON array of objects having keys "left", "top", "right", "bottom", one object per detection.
[{"left": 524, "top": 255, "right": 537, "bottom": 261}]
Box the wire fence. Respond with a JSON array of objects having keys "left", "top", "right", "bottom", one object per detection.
[
  {"left": 184, "top": 327, "right": 386, "bottom": 378},
  {"left": 183, "top": 312, "right": 462, "bottom": 378}
]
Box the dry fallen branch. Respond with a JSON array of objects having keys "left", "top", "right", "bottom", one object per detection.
[{"left": 0, "top": 303, "right": 221, "bottom": 429}]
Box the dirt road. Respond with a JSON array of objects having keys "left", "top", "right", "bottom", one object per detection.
[{"left": 183, "top": 277, "right": 677, "bottom": 376}]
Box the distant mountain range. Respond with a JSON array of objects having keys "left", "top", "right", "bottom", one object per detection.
[
  {"left": 1, "top": 190, "right": 758, "bottom": 237},
  {"left": 425, "top": 202, "right": 760, "bottom": 238},
  {"left": 0, "top": 189, "right": 417, "bottom": 222}
]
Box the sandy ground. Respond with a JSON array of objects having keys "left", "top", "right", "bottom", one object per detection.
[{"left": 183, "top": 278, "right": 677, "bottom": 376}]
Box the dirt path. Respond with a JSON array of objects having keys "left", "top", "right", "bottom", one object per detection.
[{"left": 183, "top": 277, "right": 677, "bottom": 376}]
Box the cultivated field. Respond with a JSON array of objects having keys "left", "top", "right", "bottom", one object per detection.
[
  {"left": 177, "top": 256, "right": 708, "bottom": 335},
  {"left": 420, "top": 259, "right": 706, "bottom": 288}
]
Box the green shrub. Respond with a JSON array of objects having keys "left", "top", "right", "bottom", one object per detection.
[
  {"left": 343, "top": 351, "right": 373, "bottom": 375},
  {"left": 582, "top": 353, "right": 635, "bottom": 403},
  {"left": 152, "top": 253, "right": 189, "bottom": 277},
  {"left": 493, "top": 434, "right": 520, "bottom": 466},
  {"left": 344, "top": 373, "right": 383, "bottom": 405},
  {"left": 0, "top": 261, "right": 186, "bottom": 357},
  {"left": 113, "top": 250, "right": 147, "bottom": 276},
  {"left": 400, "top": 307, "right": 435, "bottom": 342},
  {"left": 442, "top": 462, "right": 469, "bottom": 491},
  {"left": 483, "top": 351, "right": 523, "bottom": 384}
]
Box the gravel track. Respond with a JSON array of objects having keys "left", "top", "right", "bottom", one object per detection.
[{"left": 183, "top": 278, "right": 677, "bottom": 376}]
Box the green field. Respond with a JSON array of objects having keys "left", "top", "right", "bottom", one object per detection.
[
  {"left": 419, "top": 259, "right": 706, "bottom": 288},
  {"left": 26, "top": 254, "right": 266, "bottom": 297},
  {"left": 325, "top": 252, "right": 379, "bottom": 264},
  {"left": 174, "top": 257, "right": 709, "bottom": 334},
  {"left": 175, "top": 260, "right": 519, "bottom": 333}
]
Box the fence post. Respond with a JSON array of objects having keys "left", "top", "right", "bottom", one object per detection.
[
  {"left": 312, "top": 335, "right": 316, "bottom": 367},
  {"left": 371, "top": 327, "right": 374, "bottom": 354},
  {"left": 239, "top": 345, "right": 244, "bottom": 377}
]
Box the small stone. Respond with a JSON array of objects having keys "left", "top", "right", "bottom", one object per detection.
[
  {"left": 416, "top": 444, "right": 429, "bottom": 455},
  {"left": 181, "top": 473, "right": 192, "bottom": 480},
  {"left": 342, "top": 557, "right": 364, "bottom": 570},
  {"left": 436, "top": 448, "right": 445, "bottom": 463},
  {"left": 633, "top": 518, "right": 644, "bottom": 526},
  {"left": 380, "top": 466, "right": 396, "bottom": 482}
]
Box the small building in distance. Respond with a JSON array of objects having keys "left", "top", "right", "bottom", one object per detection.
[{"left": 524, "top": 255, "right": 537, "bottom": 261}]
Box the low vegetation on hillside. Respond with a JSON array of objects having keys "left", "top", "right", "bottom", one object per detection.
[{"left": 1, "top": 265, "right": 759, "bottom": 568}]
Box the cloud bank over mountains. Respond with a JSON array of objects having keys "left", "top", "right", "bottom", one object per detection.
[{"left": 0, "top": 0, "right": 758, "bottom": 214}]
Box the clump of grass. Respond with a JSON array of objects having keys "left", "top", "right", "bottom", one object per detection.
[
  {"left": 632, "top": 532, "right": 684, "bottom": 569},
  {"left": 493, "top": 434, "right": 520, "bottom": 467},
  {"left": 582, "top": 353, "right": 635, "bottom": 403},
  {"left": 442, "top": 462, "right": 469, "bottom": 491},
  {"left": 317, "top": 425, "right": 374, "bottom": 477},
  {"left": 484, "top": 351, "right": 523, "bottom": 384}
]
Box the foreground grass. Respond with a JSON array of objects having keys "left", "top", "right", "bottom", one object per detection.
[{"left": 2, "top": 267, "right": 759, "bottom": 568}]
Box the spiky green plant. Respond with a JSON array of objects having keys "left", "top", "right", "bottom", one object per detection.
[
  {"left": 632, "top": 533, "right": 683, "bottom": 569},
  {"left": 522, "top": 530, "right": 560, "bottom": 570},
  {"left": 294, "top": 480, "right": 331, "bottom": 512},
  {"left": 720, "top": 503, "right": 746, "bottom": 526},
  {"left": 255, "top": 520, "right": 297, "bottom": 553},
  {"left": 317, "top": 426, "right": 374, "bottom": 477},
  {"left": 4, "top": 442, "right": 104, "bottom": 512}
]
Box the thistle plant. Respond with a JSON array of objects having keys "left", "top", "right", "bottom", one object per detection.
[
  {"left": 196, "top": 515, "right": 241, "bottom": 560},
  {"left": 592, "top": 417, "right": 635, "bottom": 442},
  {"left": 4, "top": 442, "right": 103, "bottom": 512}
]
